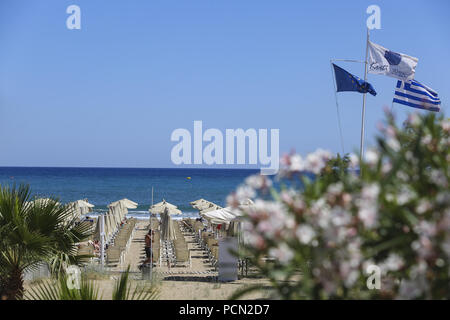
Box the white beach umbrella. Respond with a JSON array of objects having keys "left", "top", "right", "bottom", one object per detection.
[
  {"left": 149, "top": 199, "right": 182, "bottom": 215},
  {"left": 108, "top": 198, "right": 138, "bottom": 223},
  {"left": 153, "top": 199, "right": 178, "bottom": 209},
  {"left": 191, "top": 199, "right": 222, "bottom": 221},
  {"left": 199, "top": 204, "right": 222, "bottom": 215},
  {"left": 190, "top": 199, "right": 209, "bottom": 210},
  {"left": 160, "top": 208, "right": 177, "bottom": 241},
  {"left": 120, "top": 198, "right": 138, "bottom": 209},
  {"left": 104, "top": 213, "right": 110, "bottom": 242},
  {"left": 109, "top": 206, "right": 121, "bottom": 229},
  {"left": 112, "top": 202, "right": 125, "bottom": 224},
  {"left": 191, "top": 199, "right": 222, "bottom": 212},
  {"left": 202, "top": 207, "right": 237, "bottom": 224},
  {"left": 202, "top": 200, "right": 253, "bottom": 225},
  {"left": 76, "top": 199, "right": 95, "bottom": 211},
  {"left": 119, "top": 198, "right": 138, "bottom": 219},
  {"left": 106, "top": 211, "right": 119, "bottom": 242},
  {"left": 104, "top": 213, "right": 112, "bottom": 242},
  {"left": 67, "top": 199, "right": 95, "bottom": 222},
  {"left": 109, "top": 198, "right": 138, "bottom": 210}
]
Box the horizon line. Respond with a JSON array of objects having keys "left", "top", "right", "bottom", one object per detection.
[{"left": 0, "top": 165, "right": 260, "bottom": 170}]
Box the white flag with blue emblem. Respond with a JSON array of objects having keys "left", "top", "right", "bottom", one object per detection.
[
  {"left": 368, "top": 41, "right": 418, "bottom": 81},
  {"left": 393, "top": 80, "right": 441, "bottom": 112}
]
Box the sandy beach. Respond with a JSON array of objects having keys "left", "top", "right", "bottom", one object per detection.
[{"left": 24, "top": 220, "right": 271, "bottom": 300}]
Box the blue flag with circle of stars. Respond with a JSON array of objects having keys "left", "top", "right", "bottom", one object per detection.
[{"left": 332, "top": 63, "right": 377, "bottom": 96}]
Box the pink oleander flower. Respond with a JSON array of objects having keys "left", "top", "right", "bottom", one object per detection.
[
  {"left": 416, "top": 199, "right": 432, "bottom": 214},
  {"left": 289, "top": 154, "right": 305, "bottom": 172},
  {"left": 234, "top": 185, "right": 256, "bottom": 203},
  {"left": 406, "top": 112, "right": 421, "bottom": 127},
  {"left": 245, "top": 174, "right": 272, "bottom": 191},
  {"left": 382, "top": 161, "right": 393, "bottom": 174},
  {"left": 380, "top": 253, "right": 404, "bottom": 273},
  {"left": 268, "top": 243, "right": 294, "bottom": 264},
  {"left": 305, "top": 149, "right": 332, "bottom": 174},
  {"left": 442, "top": 118, "right": 450, "bottom": 133},
  {"left": 356, "top": 183, "right": 380, "bottom": 229},
  {"left": 246, "top": 232, "right": 266, "bottom": 250},
  {"left": 396, "top": 185, "right": 415, "bottom": 205},
  {"left": 295, "top": 224, "right": 316, "bottom": 244},
  {"left": 226, "top": 192, "right": 240, "bottom": 208},
  {"left": 280, "top": 189, "right": 295, "bottom": 206}
]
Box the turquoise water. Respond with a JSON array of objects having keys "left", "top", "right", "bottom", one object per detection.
[{"left": 0, "top": 167, "right": 258, "bottom": 219}]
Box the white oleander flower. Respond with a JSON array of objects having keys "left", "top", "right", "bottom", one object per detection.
[
  {"left": 387, "top": 137, "right": 401, "bottom": 152},
  {"left": 364, "top": 149, "right": 379, "bottom": 166},
  {"left": 397, "top": 185, "right": 415, "bottom": 205},
  {"left": 327, "top": 182, "right": 343, "bottom": 196},
  {"left": 348, "top": 153, "right": 359, "bottom": 169},
  {"left": 380, "top": 253, "right": 404, "bottom": 273},
  {"left": 289, "top": 154, "right": 305, "bottom": 172},
  {"left": 235, "top": 185, "right": 256, "bottom": 203},
  {"left": 357, "top": 184, "right": 380, "bottom": 229},
  {"left": 305, "top": 149, "right": 332, "bottom": 174},
  {"left": 442, "top": 118, "right": 450, "bottom": 133},
  {"left": 269, "top": 243, "right": 294, "bottom": 264},
  {"left": 416, "top": 199, "right": 432, "bottom": 214},
  {"left": 406, "top": 113, "right": 421, "bottom": 127},
  {"left": 295, "top": 224, "right": 316, "bottom": 244},
  {"left": 421, "top": 134, "right": 433, "bottom": 146}
]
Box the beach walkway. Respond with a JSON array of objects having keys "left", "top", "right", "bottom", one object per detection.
[
  {"left": 115, "top": 220, "right": 217, "bottom": 278},
  {"left": 110, "top": 221, "right": 148, "bottom": 272}
]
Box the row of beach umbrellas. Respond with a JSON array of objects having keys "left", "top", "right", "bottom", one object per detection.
[
  {"left": 149, "top": 198, "right": 226, "bottom": 242},
  {"left": 24, "top": 198, "right": 95, "bottom": 226},
  {"left": 91, "top": 198, "right": 137, "bottom": 243},
  {"left": 147, "top": 198, "right": 253, "bottom": 261},
  {"left": 26, "top": 196, "right": 249, "bottom": 228},
  {"left": 148, "top": 198, "right": 237, "bottom": 241},
  {"left": 27, "top": 196, "right": 251, "bottom": 244}
]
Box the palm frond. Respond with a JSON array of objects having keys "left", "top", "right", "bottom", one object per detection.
[
  {"left": 0, "top": 184, "right": 94, "bottom": 298},
  {"left": 112, "top": 266, "right": 159, "bottom": 300},
  {"left": 25, "top": 274, "right": 101, "bottom": 300}
]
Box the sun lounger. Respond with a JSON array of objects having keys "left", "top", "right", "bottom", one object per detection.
[{"left": 104, "top": 218, "right": 137, "bottom": 267}]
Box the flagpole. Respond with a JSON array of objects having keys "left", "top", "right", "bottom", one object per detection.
[{"left": 360, "top": 28, "right": 370, "bottom": 166}]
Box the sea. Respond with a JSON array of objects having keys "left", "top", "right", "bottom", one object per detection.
[{"left": 0, "top": 167, "right": 258, "bottom": 220}]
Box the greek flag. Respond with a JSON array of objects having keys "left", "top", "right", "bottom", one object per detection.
[{"left": 393, "top": 80, "right": 441, "bottom": 112}]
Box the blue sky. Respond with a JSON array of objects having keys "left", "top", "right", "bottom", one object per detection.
[{"left": 0, "top": 0, "right": 448, "bottom": 168}]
